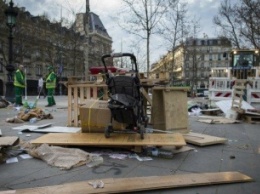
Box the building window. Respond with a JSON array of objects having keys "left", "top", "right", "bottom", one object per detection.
[
  {"left": 35, "top": 65, "right": 42, "bottom": 75},
  {"left": 26, "top": 65, "right": 32, "bottom": 75},
  {"left": 218, "top": 53, "right": 221, "bottom": 60},
  {"left": 186, "top": 71, "right": 189, "bottom": 78},
  {"left": 186, "top": 54, "right": 190, "bottom": 61},
  {"left": 209, "top": 54, "right": 213, "bottom": 61}
]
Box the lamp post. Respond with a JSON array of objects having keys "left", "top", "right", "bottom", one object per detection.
[{"left": 4, "top": 0, "right": 18, "bottom": 103}]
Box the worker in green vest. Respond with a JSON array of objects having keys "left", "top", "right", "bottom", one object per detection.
[
  {"left": 14, "top": 64, "right": 25, "bottom": 106},
  {"left": 45, "top": 66, "right": 56, "bottom": 107}
]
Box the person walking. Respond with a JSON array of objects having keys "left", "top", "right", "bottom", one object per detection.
[
  {"left": 38, "top": 76, "right": 45, "bottom": 98},
  {"left": 14, "top": 64, "right": 25, "bottom": 106},
  {"left": 45, "top": 66, "right": 56, "bottom": 107}
]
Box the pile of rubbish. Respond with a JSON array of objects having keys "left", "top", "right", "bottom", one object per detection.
[
  {"left": 6, "top": 108, "right": 53, "bottom": 123},
  {"left": 0, "top": 97, "right": 9, "bottom": 108}
]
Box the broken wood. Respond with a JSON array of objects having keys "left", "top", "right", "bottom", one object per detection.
[
  {"left": 30, "top": 133, "right": 186, "bottom": 147},
  {"left": 0, "top": 136, "right": 19, "bottom": 147},
  {"left": 140, "top": 87, "right": 152, "bottom": 106},
  {"left": 243, "top": 115, "right": 260, "bottom": 124},
  {"left": 184, "top": 132, "right": 227, "bottom": 146},
  {"left": 0, "top": 171, "right": 253, "bottom": 194}
]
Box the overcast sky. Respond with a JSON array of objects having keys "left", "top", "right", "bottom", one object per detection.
[{"left": 13, "top": 0, "right": 226, "bottom": 66}]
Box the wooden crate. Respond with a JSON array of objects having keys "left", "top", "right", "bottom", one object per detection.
[
  {"left": 67, "top": 83, "right": 108, "bottom": 127},
  {"left": 152, "top": 86, "right": 190, "bottom": 133}
]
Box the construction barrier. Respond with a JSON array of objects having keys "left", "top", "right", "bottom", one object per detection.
[{"left": 209, "top": 78, "right": 260, "bottom": 104}]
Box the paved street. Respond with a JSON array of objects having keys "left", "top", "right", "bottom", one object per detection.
[{"left": 0, "top": 96, "right": 260, "bottom": 193}]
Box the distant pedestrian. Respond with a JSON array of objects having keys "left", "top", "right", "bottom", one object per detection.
[
  {"left": 38, "top": 76, "right": 46, "bottom": 98},
  {"left": 45, "top": 66, "right": 56, "bottom": 107},
  {"left": 14, "top": 64, "right": 25, "bottom": 106}
]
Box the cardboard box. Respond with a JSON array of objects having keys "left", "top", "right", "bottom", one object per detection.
[{"left": 80, "top": 99, "right": 126, "bottom": 133}]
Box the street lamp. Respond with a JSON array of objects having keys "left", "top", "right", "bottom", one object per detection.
[{"left": 4, "top": 0, "right": 18, "bottom": 103}]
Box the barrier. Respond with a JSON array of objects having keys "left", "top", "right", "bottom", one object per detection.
[{"left": 209, "top": 78, "right": 260, "bottom": 104}]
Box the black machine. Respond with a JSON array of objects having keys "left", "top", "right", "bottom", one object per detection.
[{"left": 101, "top": 53, "right": 148, "bottom": 139}]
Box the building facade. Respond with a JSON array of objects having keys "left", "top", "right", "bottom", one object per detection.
[
  {"left": 0, "top": 0, "right": 112, "bottom": 96},
  {"left": 150, "top": 37, "right": 232, "bottom": 92}
]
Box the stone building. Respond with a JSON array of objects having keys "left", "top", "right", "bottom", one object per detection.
[
  {"left": 150, "top": 37, "right": 232, "bottom": 92},
  {"left": 0, "top": 0, "right": 112, "bottom": 96}
]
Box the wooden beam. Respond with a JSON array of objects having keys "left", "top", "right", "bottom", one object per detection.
[
  {"left": 140, "top": 87, "right": 152, "bottom": 105},
  {"left": 30, "top": 133, "right": 186, "bottom": 147},
  {"left": 184, "top": 132, "right": 227, "bottom": 146},
  {"left": 1, "top": 172, "right": 253, "bottom": 194}
]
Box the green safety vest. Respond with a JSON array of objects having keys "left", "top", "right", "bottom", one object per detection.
[
  {"left": 46, "top": 72, "right": 56, "bottom": 89},
  {"left": 14, "top": 70, "right": 25, "bottom": 88}
]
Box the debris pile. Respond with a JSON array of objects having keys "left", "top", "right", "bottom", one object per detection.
[{"left": 6, "top": 108, "right": 53, "bottom": 123}]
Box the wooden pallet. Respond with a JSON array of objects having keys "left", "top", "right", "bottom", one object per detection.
[
  {"left": 243, "top": 115, "right": 260, "bottom": 123},
  {"left": 68, "top": 84, "right": 109, "bottom": 127}
]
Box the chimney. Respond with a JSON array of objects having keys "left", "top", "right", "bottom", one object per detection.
[{"left": 86, "top": 0, "right": 90, "bottom": 13}]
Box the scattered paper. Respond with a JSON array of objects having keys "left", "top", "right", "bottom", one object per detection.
[
  {"left": 128, "top": 153, "right": 139, "bottom": 159},
  {"left": 6, "top": 157, "right": 18, "bottom": 164},
  {"left": 216, "top": 100, "right": 254, "bottom": 115},
  {"left": 109, "top": 154, "right": 128, "bottom": 160},
  {"left": 88, "top": 180, "right": 104, "bottom": 189},
  {"left": 19, "top": 154, "right": 33, "bottom": 159},
  {"left": 136, "top": 156, "right": 153, "bottom": 161}
]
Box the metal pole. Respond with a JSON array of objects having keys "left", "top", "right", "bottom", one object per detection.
[{"left": 5, "top": 26, "right": 15, "bottom": 102}]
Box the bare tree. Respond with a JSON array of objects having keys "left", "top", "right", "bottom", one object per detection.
[
  {"left": 213, "top": 0, "right": 242, "bottom": 48},
  {"left": 184, "top": 19, "right": 201, "bottom": 94},
  {"left": 236, "top": 0, "right": 260, "bottom": 49},
  {"left": 214, "top": 0, "right": 260, "bottom": 49},
  {"left": 120, "top": 0, "right": 167, "bottom": 77},
  {"left": 160, "top": 0, "right": 189, "bottom": 84}
]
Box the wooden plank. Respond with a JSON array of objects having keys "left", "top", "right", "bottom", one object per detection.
[
  {"left": 232, "top": 96, "right": 242, "bottom": 101},
  {"left": 67, "top": 86, "right": 72, "bottom": 126},
  {"left": 92, "top": 86, "right": 97, "bottom": 99},
  {"left": 0, "top": 136, "right": 19, "bottom": 147},
  {"left": 164, "top": 90, "right": 188, "bottom": 131},
  {"left": 183, "top": 132, "right": 227, "bottom": 146},
  {"left": 152, "top": 87, "right": 188, "bottom": 132},
  {"left": 80, "top": 86, "right": 84, "bottom": 103},
  {"left": 244, "top": 115, "right": 260, "bottom": 124},
  {"left": 73, "top": 87, "right": 79, "bottom": 127},
  {"left": 234, "top": 90, "right": 244, "bottom": 96},
  {"left": 1, "top": 172, "right": 253, "bottom": 194},
  {"left": 140, "top": 87, "right": 152, "bottom": 105},
  {"left": 233, "top": 86, "right": 245, "bottom": 90},
  {"left": 86, "top": 87, "right": 91, "bottom": 99},
  {"left": 30, "top": 133, "right": 186, "bottom": 147},
  {"left": 152, "top": 89, "right": 164, "bottom": 128}
]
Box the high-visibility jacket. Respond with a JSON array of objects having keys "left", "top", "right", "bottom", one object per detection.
[
  {"left": 46, "top": 72, "right": 56, "bottom": 89},
  {"left": 14, "top": 70, "right": 25, "bottom": 88}
]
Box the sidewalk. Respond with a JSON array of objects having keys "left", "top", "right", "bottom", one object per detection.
[{"left": 0, "top": 95, "right": 259, "bottom": 193}]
